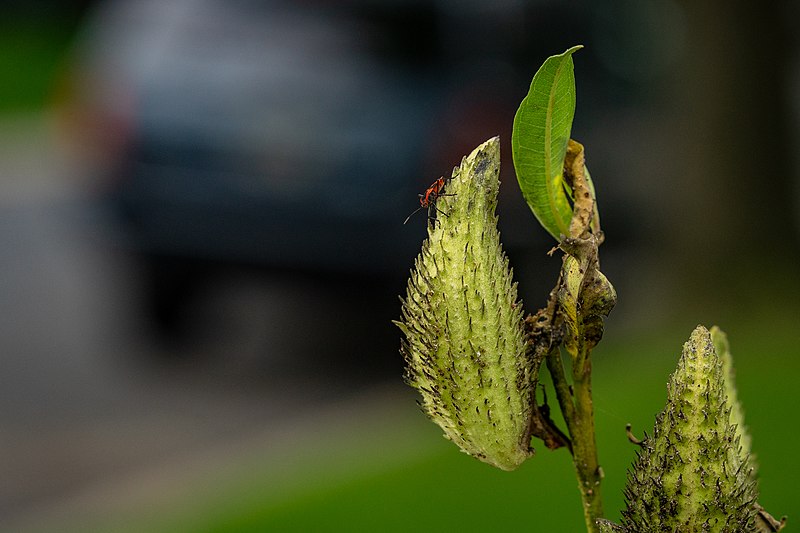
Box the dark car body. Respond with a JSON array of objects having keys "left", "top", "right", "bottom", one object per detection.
[{"left": 67, "top": 0, "right": 445, "bottom": 279}]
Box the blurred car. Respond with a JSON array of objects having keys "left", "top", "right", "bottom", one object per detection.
[
  {"left": 58, "top": 0, "right": 449, "bottom": 330},
  {"left": 58, "top": 0, "right": 598, "bottom": 342}
]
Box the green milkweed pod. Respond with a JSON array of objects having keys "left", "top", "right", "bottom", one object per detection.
[
  {"left": 711, "top": 325, "right": 754, "bottom": 474},
  {"left": 621, "top": 326, "right": 758, "bottom": 532},
  {"left": 395, "top": 137, "right": 535, "bottom": 471}
]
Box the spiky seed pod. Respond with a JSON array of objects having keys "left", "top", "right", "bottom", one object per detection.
[
  {"left": 710, "top": 326, "right": 755, "bottom": 475},
  {"left": 620, "top": 326, "right": 758, "bottom": 532},
  {"left": 711, "top": 327, "right": 787, "bottom": 532},
  {"left": 395, "top": 137, "right": 534, "bottom": 471}
]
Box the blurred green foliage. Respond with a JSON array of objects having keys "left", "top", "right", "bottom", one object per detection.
[{"left": 0, "top": 9, "right": 82, "bottom": 111}]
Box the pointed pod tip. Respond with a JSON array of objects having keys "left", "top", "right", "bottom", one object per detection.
[
  {"left": 471, "top": 136, "right": 500, "bottom": 154},
  {"left": 688, "top": 324, "right": 713, "bottom": 346},
  {"left": 678, "top": 325, "right": 718, "bottom": 373},
  {"left": 709, "top": 324, "right": 728, "bottom": 347}
]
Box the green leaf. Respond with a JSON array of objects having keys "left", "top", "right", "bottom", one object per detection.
[{"left": 512, "top": 45, "right": 582, "bottom": 240}]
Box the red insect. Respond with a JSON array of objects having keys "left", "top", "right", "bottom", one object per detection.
[{"left": 403, "top": 176, "right": 453, "bottom": 225}]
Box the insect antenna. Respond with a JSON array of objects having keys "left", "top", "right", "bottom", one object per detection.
[{"left": 403, "top": 205, "right": 425, "bottom": 225}]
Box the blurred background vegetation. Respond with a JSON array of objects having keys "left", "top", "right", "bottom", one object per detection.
[{"left": 1, "top": 0, "right": 797, "bottom": 531}]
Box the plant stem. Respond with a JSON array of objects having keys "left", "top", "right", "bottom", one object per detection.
[
  {"left": 546, "top": 348, "right": 603, "bottom": 532},
  {"left": 571, "top": 355, "right": 603, "bottom": 531},
  {"left": 540, "top": 142, "right": 607, "bottom": 531}
]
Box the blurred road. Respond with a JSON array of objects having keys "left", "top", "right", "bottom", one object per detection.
[{"left": 0, "top": 114, "right": 400, "bottom": 530}]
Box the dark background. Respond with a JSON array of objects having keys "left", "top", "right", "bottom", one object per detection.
[{"left": 1, "top": 1, "right": 798, "bottom": 530}]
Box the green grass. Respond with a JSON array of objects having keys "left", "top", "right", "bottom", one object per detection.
[{"left": 64, "top": 306, "right": 797, "bottom": 533}]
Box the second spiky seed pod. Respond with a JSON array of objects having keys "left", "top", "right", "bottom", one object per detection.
[{"left": 620, "top": 326, "right": 758, "bottom": 532}]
